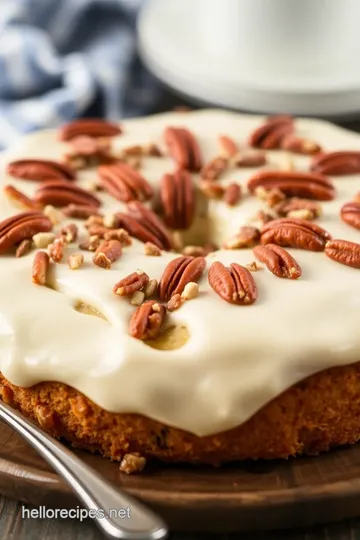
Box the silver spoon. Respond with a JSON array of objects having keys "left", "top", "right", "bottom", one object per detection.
[{"left": 0, "top": 400, "right": 168, "bottom": 540}]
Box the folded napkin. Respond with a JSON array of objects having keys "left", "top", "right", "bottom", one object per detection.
[{"left": 0, "top": 0, "right": 160, "bottom": 148}]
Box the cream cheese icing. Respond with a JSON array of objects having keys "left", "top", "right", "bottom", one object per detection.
[{"left": 0, "top": 109, "right": 359, "bottom": 437}]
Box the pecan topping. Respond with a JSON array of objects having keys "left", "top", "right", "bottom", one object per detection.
[
  {"left": 64, "top": 136, "right": 114, "bottom": 168},
  {"left": 93, "top": 240, "right": 122, "bottom": 269},
  {"left": 158, "top": 256, "right": 206, "bottom": 301},
  {"left": 7, "top": 159, "right": 75, "bottom": 182},
  {"left": 208, "top": 261, "right": 258, "bottom": 305},
  {"left": 201, "top": 157, "right": 228, "bottom": 180},
  {"left": 164, "top": 126, "right": 203, "bottom": 171},
  {"left": 79, "top": 235, "right": 101, "bottom": 252},
  {"left": 98, "top": 162, "right": 153, "bottom": 203},
  {"left": 60, "top": 223, "right": 78, "bottom": 243},
  {"left": 58, "top": 118, "right": 122, "bottom": 141},
  {"left": 160, "top": 170, "right": 195, "bottom": 230},
  {"left": 340, "top": 201, "right": 360, "bottom": 230},
  {"left": 219, "top": 135, "right": 239, "bottom": 157},
  {"left": 325, "top": 239, "right": 360, "bottom": 269},
  {"left": 280, "top": 134, "right": 322, "bottom": 155},
  {"left": 223, "top": 226, "right": 260, "bottom": 249},
  {"left": 144, "top": 242, "right": 161, "bottom": 256},
  {"left": 68, "top": 253, "right": 84, "bottom": 270},
  {"left": 104, "top": 229, "right": 132, "bottom": 245},
  {"left": 248, "top": 170, "right": 335, "bottom": 201},
  {"left": 32, "top": 251, "right": 50, "bottom": 285},
  {"left": 0, "top": 211, "right": 52, "bottom": 254},
  {"left": 129, "top": 300, "right": 166, "bottom": 340},
  {"left": 253, "top": 244, "right": 302, "bottom": 279},
  {"left": 4, "top": 185, "right": 41, "bottom": 211},
  {"left": 248, "top": 116, "right": 294, "bottom": 149},
  {"left": 199, "top": 180, "right": 225, "bottom": 199},
  {"left": 16, "top": 239, "right": 32, "bottom": 258},
  {"left": 113, "top": 270, "right": 149, "bottom": 297},
  {"left": 62, "top": 204, "right": 103, "bottom": 219},
  {"left": 261, "top": 218, "right": 331, "bottom": 251},
  {"left": 224, "top": 183, "right": 242, "bottom": 206},
  {"left": 311, "top": 151, "right": 360, "bottom": 175},
  {"left": 34, "top": 181, "right": 101, "bottom": 208},
  {"left": 48, "top": 237, "right": 66, "bottom": 263},
  {"left": 234, "top": 150, "right": 267, "bottom": 167},
  {"left": 274, "top": 198, "right": 322, "bottom": 219}
]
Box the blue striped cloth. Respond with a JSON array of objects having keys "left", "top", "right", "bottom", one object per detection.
[{"left": 0, "top": 0, "right": 160, "bottom": 149}]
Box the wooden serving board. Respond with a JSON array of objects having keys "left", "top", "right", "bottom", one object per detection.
[{"left": 1, "top": 419, "right": 360, "bottom": 533}]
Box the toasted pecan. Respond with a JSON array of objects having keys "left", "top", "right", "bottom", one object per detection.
[
  {"left": 98, "top": 162, "right": 153, "bottom": 203},
  {"left": 340, "top": 201, "right": 360, "bottom": 230},
  {"left": 158, "top": 256, "right": 206, "bottom": 301},
  {"left": 32, "top": 251, "right": 50, "bottom": 285},
  {"left": 113, "top": 270, "right": 149, "bottom": 297},
  {"left": 253, "top": 244, "right": 302, "bottom": 279},
  {"left": 164, "top": 126, "right": 203, "bottom": 171},
  {"left": 59, "top": 118, "right": 122, "bottom": 141},
  {"left": 160, "top": 170, "right": 195, "bottom": 230},
  {"left": 0, "top": 211, "right": 52, "bottom": 255},
  {"left": 34, "top": 181, "right": 101, "bottom": 208},
  {"left": 7, "top": 159, "right": 75, "bottom": 182},
  {"left": 311, "top": 151, "right": 360, "bottom": 175},
  {"left": 260, "top": 218, "right": 331, "bottom": 251},
  {"left": 208, "top": 261, "right": 258, "bottom": 305},
  {"left": 248, "top": 116, "right": 294, "bottom": 150},
  {"left": 4, "top": 185, "right": 42, "bottom": 211},
  {"left": 325, "top": 239, "right": 360, "bottom": 269},
  {"left": 129, "top": 300, "right": 166, "bottom": 340}
]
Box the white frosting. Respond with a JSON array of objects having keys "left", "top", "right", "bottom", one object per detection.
[{"left": 0, "top": 110, "right": 360, "bottom": 437}]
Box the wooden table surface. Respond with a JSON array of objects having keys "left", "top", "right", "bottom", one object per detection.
[{"left": 3, "top": 92, "right": 360, "bottom": 540}]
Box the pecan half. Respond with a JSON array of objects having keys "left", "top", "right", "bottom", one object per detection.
[
  {"left": 248, "top": 116, "right": 294, "bottom": 149},
  {"left": 113, "top": 270, "right": 149, "bottom": 296},
  {"left": 208, "top": 261, "right": 258, "bottom": 305},
  {"left": 158, "top": 256, "right": 206, "bottom": 301},
  {"left": 325, "top": 239, "right": 360, "bottom": 269},
  {"left": 32, "top": 251, "right": 50, "bottom": 285},
  {"left": 219, "top": 135, "right": 239, "bottom": 157},
  {"left": 160, "top": 170, "right": 195, "bottom": 229},
  {"left": 0, "top": 211, "right": 52, "bottom": 254},
  {"left": 340, "top": 202, "right": 360, "bottom": 230},
  {"left": 234, "top": 150, "right": 267, "bottom": 167},
  {"left": 260, "top": 218, "right": 331, "bottom": 251},
  {"left": 98, "top": 162, "right": 153, "bottom": 202},
  {"left": 7, "top": 159, "right": 75, "bottom": 182},
  {"left": 253, "top": 244, "right": 302, "bottom": 279},
  {"left": 247, "top": 170, "right": 335, "bottom": 201},
  {"left": 129, "top": 300, "right": 166, "bottom": 340},
  {"left": 62, "top": 204, "right": 102, "bottom": 219},
  {"left": 224, "top": 183, "right": 242, "bottom": 206},
  {"left": 280, "top": 134, "right": 322, "bottom": 155},
  {"left": 164, "top": 127, "right": 203, "bottom": 171},
  {"left": 93, "top": 240, "right": 122, "bottom": 269},
  {"left": 274, "top": 198, "right": 322, "bottom": 219},
  {"left": 200, "top": 157, "right": 228, "bottom": 180},
  {"left": 34, "top": 181, "right": 101, "bottom": 208},
  {"left": 4, "top": 185, "right": 41, "bottom": 211},
  {"left": 58, "top": 118, "right": 122, "bottom": 141},
  {"left": 311, "top": 151, "right": 360, "bottom": 175}
]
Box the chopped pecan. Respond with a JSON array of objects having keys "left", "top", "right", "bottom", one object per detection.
[
  {"left": 255, "top": 186, "right": 286, "bottom": 207},
  {"left": 84, "top": 215, "right": 104, "bottom": 229},
  {"left": 248, "top": 116, "right": 294, "bottom": 149},
  {"left": 79, "top": 235, "right": 101, "bottom": 252},
  {"left": 223, "top": 226, "right": 260, "bottom": 249},
  {"left": 49, "top": 237, "right": 66, "bottom": 263},
  {"left": 34, "top": 181, "right": 101, "bottom": 208},
  {"left": 129, "top": 300, "right": 166, "bottom": 340},
  {"left": 131, "top": 291, "right": 145, "bottom": 306},
  {"left": 0, "top": 211, "right": 52, "bottom": 254},
  {"left": 340, "top": 201, "right": 360, "bottom": 230},
  {"left": 261, "top": 218, "right": 331, "bottom": 251},
  {"left": 164, "top": 126, "right": 203, "bottom": 171},
  {"left": 158, "top": 256, "right": 206, "bottom": 301},
  {"left": 248, "top": 170, "right": 335, "bottom": 201},
  {"left": 143, "top": 279, "right": 158, "bottom": 298},
  {"left": 98, "top": 162, "right": 153, "bottom": 203},
  {"left": 32, "top": 232, "right": 56, "bottom": 249},
  {"left": 200, "top": 157, "right": 228, "bottom": 180},
  {"left": 43, "top": 205, "right": 65, "bottom": 225},
  {"left": 62, "top": 204, "right": 102, "bottom": 219},
  {"left": 181, "top": 281, "right": 199, "bottom": 300},
  {"left": 32, "top": 251, "right": 50, "bottom": 285},
  {"left": 68, "top": 253, "right": 84, "bottom": 269},
  {"left": 16, "top": 239, "right": 32, "bottom": 258},
  {"left": 219, "top": 135, "right": 239, "bottom": 157},
  {"left": 7, "top": 158, "right": 75, "bottom": 182},
  {"left": 280, "top": 134, "right": 322, "bottom": 155},
  {"left": 224, "top": 183, "right": 242, "bottom": 206},
  {"left": 4, "top": 185, "right": 42, "bottom": 211},
  {"left": 93, "top": 240, "right": 122, "bottom": 269},
  {"left": 87, "top": 224, "right": 112, "bottom": 238},
  {"left": 311, "top": 151, "right": 360, "bottom": 175},
  {"left": 182, "top": 245, "right": 205, "bottom": 257},
  {"left": 160, "top": 170, "right": 195, "bottom": 229},
  {"left": 199, "top": 180, "right": 224, "bottom": 199},
  {"left": 104, "top": 228, "right": 132, "bottom": 245},
  {"left": 274, "top": 198, "right": 322, "bottom": 219},
  {"left": 208, "top": 261, "right": 258, "bottom": 305},
  {"left": 325, "top": 239, "right": 360, "bottom": 269},
  {"left": 253, "top": 244, "right": 301, "bottom": 279},
  {"left": 60, "top": 223, "right": 78, "bottom": 243},
  {"left": 113, "top": 270, "right": 149, "bottom": 297},
  {"left": 144, "top": 242, "right": 161, "bottom": 256},
  {"left": 167, "top": 293, "right": 184, "bottom": 312},
  {"left": 58, "top": 118, "right": 122, "bottom": 141},
  {"left": 234, "top": 150, "right": 267, "bottom": 168}
]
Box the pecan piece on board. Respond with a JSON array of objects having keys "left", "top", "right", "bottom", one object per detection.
[
  {"left": 248, "top": 116, "right": 294, "bottom": 150},
  {"left": 0, "top": 211, "right": 52, "bottom": 254},
  {"left": 160, "top": 169, "right": 195, "bottom": 230},
  {"left": 58, "top": 118, "right": 122, "bottom": 141},
  {"left": 113, "top": 270, "right": 149, "bottom": 297},
  {"left": 93, "top": 240, "right": 122, "bottom": 269},
  {"left": 311, "top": 151, "right": 360, "bottom": 175},
  {"left": 280, "top": 134, "right": 322, "bottom": 155},
  {"left": 129, "top": 300, "right": 166, "bottom": 340},
  {"left": 4, "top": 185, "right": 42, "bottom": 211},
  {"left": 325, "top": 239, "right": 360, "bottom": 269},
  {"left": 32, "top": 251, "right": 50, "bottom": 285},
  {"left": 6, "top": 158, "right": 75, "bottom": 182},
  {"left": 164, "top": 126, "right": 203, "bottom": 171},
  {"left": 98, "top": 162, "right": 153, "bottom": 203},
  {"left": 253, "top": 244, "right": 302, "bottom": 279},
  {"left": 33, "top": 181, "right": 101, "bottom": 208},
  {"left": 247, "top": 170, "right": 335, "bottom": 201},
  {"left": 260, "top": 218, "right": 331, "bottom": 252},
  {"left": 158, "top": 256, "right": 206, "bottom": 301},
  {"left": 340, "top": 201, "right": 360, "bottom": 230},
  {"left": 208, "top": 261, "right": 258, "bottom": 305}
]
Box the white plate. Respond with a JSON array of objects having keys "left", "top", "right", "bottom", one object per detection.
[{"left": 138, "top": 0, "right": 360, "bottom": 117}]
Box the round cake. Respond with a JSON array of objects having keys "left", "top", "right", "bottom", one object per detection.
[{"left": 0, "top": 110, "right": 359, "bottom": 472}]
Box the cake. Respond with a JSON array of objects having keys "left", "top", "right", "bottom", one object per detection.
[{"left": 0, "top": 110, "right": 359, "bottom": 472}]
